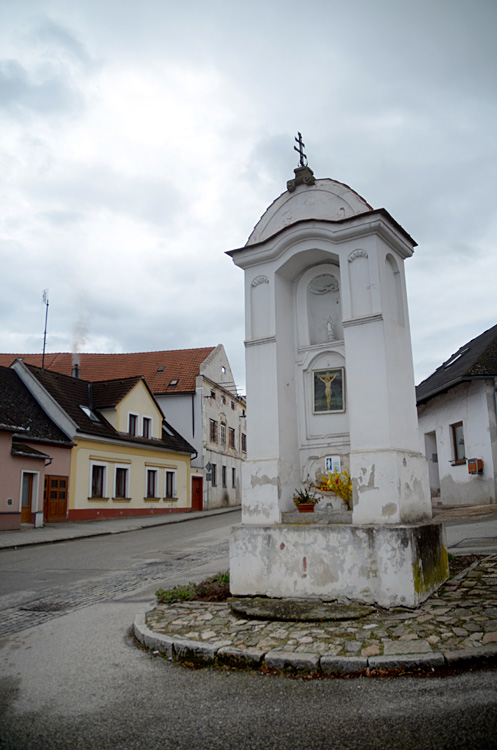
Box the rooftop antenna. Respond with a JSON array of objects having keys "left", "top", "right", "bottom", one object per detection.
[{"left": 42, "top": 289, "right": 49, "bottom": 371}]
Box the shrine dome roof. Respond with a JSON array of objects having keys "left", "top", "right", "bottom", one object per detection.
[{"left": 246, "top": 177, "right": 374, "bottom": 246}]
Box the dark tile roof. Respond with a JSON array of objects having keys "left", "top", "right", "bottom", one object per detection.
[
  {"left": 11, "top": 443, "right": 51, "bottom": 459},
  {"left": 26, "top": 365, "right": 195, "bottom": 454},
  {"left": 0, "top": 366, "right": 73, "bottom": 445},
  {"left": 416, "top": 324, "right": 497, "bottom": 404},
  {"left": 0, "top": 348, "right": 216, "bottom": 394}
]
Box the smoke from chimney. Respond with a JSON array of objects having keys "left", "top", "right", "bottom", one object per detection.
[{"left": 72, "top": 314, "right": 88, "bottom": 378}]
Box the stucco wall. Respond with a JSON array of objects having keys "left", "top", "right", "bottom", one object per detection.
[
  {"left": 0, "top": 434, "right": 71, "bottom": 529},
  {"left": 115, "top": 381, "right": 164, "bottom": 438},
  {"left": 68, "top": 439, "right": 191, "bottom": 520},
  {"left": 417, "top": 380, "right": 497, "bottom": 506}
]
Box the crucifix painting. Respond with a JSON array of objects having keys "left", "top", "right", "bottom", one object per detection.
[{"left": 313, "top": 367, "right": 345, "bottom": 413}]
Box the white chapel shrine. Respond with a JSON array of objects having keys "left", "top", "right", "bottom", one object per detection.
[{"left": 227, "top": 143, "right": 447, "bottom": 608}]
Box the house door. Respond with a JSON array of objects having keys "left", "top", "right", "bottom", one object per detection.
[
  {"left": 44, "top": 476, "right": 68, "bottom": 522},
  {"left": 21, "top": 472, "right": 35, "bottom": 523},
  {"left": 192, "top": 476, "right": 203, "bottom": 511}
]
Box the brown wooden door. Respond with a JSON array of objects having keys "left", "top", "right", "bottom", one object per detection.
[
  {"left": 192, "top": 476, "right": 203, "bottom": 511},
  {"left": 44, "top": 475, "right": 68, "bottom": 522},
  {"left": 21, "top": 473, "right": 34, "bottom": 523}
]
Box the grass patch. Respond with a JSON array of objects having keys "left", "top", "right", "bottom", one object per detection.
[{"left": 156, "top": 572, "right": 230, "bottom": 605}]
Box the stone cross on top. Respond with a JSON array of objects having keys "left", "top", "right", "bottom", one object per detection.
[
  {"left": 294, "top": 132, "right": 308, "bottom": 167},
  {"left": 288, "top": 132, "right": 315, "bottom": 192}
]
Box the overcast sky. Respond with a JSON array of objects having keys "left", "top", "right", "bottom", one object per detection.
[{"left": 1, "top": 0, "right": 496, "bottom": 393}]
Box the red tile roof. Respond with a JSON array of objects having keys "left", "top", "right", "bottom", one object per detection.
[{"left": 0, "top": 348, "right": 216, "bottom": 395}]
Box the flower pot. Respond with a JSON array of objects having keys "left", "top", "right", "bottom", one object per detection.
[{"left": 296, "top": 503, "right": 315, "bottom": 513}]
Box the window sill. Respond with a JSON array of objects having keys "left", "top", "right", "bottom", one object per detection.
[
  {"left": 112, "top": 497, "right": 132, "bottom": 502},
  {"left": 163, "top": 497, "right": 178, "bottom": 502},
  {"left": 88, "top": 497, "right": 109, "bottom": 502},
  {"left": 450, "top": 459, "right": 467, "bottom": 467},
  {"left": 144, "top": 497, "right": 160, "bottom": 502}
]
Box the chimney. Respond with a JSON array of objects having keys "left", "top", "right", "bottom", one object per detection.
[{"left": 72, "top": 363, "right": 81, "bottom": 379}]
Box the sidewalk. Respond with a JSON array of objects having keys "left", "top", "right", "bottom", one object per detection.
[
  {"left": 1, "top": 503, "right": 495, "bottom": 551},
  {"left": 0, "top": 507, "right": 241, "bottom": 550}
]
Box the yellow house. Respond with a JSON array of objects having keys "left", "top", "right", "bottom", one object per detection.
[{"left": 12, "top": 360, "right": 196, "bottom": 521}]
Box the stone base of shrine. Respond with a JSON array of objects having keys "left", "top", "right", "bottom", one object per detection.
[{"left": 229, "top": 522, "right": 448, "bottom": 609}]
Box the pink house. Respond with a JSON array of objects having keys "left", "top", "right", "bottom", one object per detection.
[{"left": 0, "top": 366, "right": 73, "bottom": 530}]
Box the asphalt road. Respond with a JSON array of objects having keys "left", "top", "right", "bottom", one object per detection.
[{"left": 1, "top": 512, "right": 497, "bottom": 749}]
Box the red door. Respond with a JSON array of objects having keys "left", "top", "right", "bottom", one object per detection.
[
  {"left": 44, "top": 476, "right": 68, "bottom": 522},
  {"left": 192, "top": 476, "right": 203, "bottom": 511}
]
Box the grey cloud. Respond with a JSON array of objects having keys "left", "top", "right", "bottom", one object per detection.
[
  {"left": 40, "top": 209, "right": 85, "bottom": 226},
  {"left": 31, "top": 165, "right": 186, "bottom": 228},
  {"left": 29, "top": 17, "right": 96, "bottom": 71},
  {"left": 0, "top": 58, "right": 84, "bottom": 116}
]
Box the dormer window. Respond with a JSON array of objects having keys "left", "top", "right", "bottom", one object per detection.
[
  {"left": 143, "top": 417, "right": 152, "bottom": 439},
  {"left": 128, "top": 413, "right": 138, "bottom": 436}
]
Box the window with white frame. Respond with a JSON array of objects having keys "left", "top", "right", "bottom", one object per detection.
[
  {"left": 128, "top": 413, "right": 138, "bottom": 436},
  {"left": 142, "top": 417, "right": 152, "bottom": 439},
  {"left": 114, "top": 467, "right": 129, "bottom": 498},
  {"left": 90, "top": 463, "right": 107, "bottom": 498},
  {"left": 450, "top": 422, "right": 466, "bottom": 464},
  {"left": 220, "top": 421, "right": 226, "bottom": 446},
  {"left": 146, "top": 469, "right": 159, "bottom": 498},
  {"left": 165, "top": 470, "right": 176, "bottom": 498}
]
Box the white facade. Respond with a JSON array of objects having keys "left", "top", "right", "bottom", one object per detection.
[
  {"left": 418, "top": 379, "right": 497, "bottom": 506},
  {"left": 156, "top": 345, "right": 246, "bottom": 509}
]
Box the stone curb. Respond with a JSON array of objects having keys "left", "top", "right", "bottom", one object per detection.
[{"left": 133, "top": 609, "right": 497, "bottom": 675}]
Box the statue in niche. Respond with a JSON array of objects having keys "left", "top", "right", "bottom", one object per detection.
[
  {"left": 326, "top": 316, "right": 335, "bottom": 342},
  {"left": 307, "top": 273, "right": 342, "bottom": 345}
]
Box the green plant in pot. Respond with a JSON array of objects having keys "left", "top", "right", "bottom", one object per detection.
[{"left": 293, "top": 487, "right": 320, "bottom": 513}]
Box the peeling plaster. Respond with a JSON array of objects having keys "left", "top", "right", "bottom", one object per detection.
[
  {"left": 382, "top": 502, "right": 398, "bottom": 517},
  {"left": 356, "top": 464, "right": 377, "bottom": 494},
  {"left": 250, "top": 473, "right": 278, "bottom": 488}
]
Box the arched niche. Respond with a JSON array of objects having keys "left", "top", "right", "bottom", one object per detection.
[
  {"left": 250, "top": 275, "right": 271, "bottom": 339},
  {"left": 348, "top": 248, "right": 372, "bottom": 318},
  {"left": 295, "top": 263, "right": 343, "bottom": 348},
  {"left": 385, "top": 253, "right": 404, "bottom": 326}
]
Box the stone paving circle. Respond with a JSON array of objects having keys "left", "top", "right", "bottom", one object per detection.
[{"left": 134, "top": 554, "right": 497, "bottom": 676}]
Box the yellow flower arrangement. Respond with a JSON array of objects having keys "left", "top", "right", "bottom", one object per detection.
[{"left": 315, "top": 468, "right": 353, "bottom": 510}]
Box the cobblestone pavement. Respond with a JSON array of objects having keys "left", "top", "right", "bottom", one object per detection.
[
  {"left": 0, "top": 544, "right": 229, "bottom": 637},
  {"left": 142, "top": 554, "right": 497, "bottom": 672}
]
